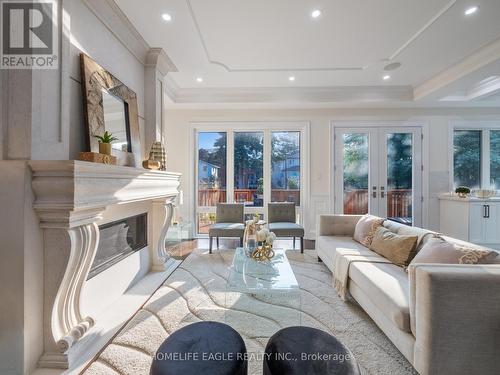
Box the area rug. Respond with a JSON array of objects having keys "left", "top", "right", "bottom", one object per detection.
[{"left": 83, "top": 248, "right": 417, "bottom": 375}]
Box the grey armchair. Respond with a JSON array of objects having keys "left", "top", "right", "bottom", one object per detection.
[
  {"left": 268, "top": 202, "right": 305, "bottom": 253},
  {"left": 208, "top": 203, "right": 245, "bottom": 254}
]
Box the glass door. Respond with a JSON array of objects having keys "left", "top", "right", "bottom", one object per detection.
[{"left": 334, "top": 127, "right": 422, "bottom": 226}]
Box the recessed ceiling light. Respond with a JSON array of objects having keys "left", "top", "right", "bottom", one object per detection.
[
  {"left": 289, "top": 76, "right": 296, "bottom": 82},
  {"left": 161, "top": 13, "right": 172, "bottom": 22},
  {"left": 464, "top": 6, "right": 479, "bottom": 16},
  {"left": 196, "top": 77, "right": 203, "bottom": 83},
  {"left": 311, "top": 9, "right": 322, "bottom": 18},
  {"left": 383, "top": 75, "right": 391, "bottom": 81}
]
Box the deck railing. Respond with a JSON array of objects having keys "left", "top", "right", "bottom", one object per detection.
[
  {"left": 343, "top": 189, "right": 412, "bottom": 218},
  {"left": 198, "top": 189, "right": 300, "bottom": 206}
]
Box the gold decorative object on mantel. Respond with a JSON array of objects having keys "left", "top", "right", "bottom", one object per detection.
[
  {"left": 78, "top": 152, "right": 117, "bottom": 165},
  {"left": 143, "top": 141, "right": 166, "bottom": 170},
  {"left": 142, "top": 159, "right": 161, "bottom": 170}
]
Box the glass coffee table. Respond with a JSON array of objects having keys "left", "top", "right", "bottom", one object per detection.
[{"left": 224, "top": 248, "right": 302, "bottom": 336}]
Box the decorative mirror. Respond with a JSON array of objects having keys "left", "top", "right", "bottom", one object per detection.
[{"left": 80, "top": 53, "right": 141, "bottom": 166}]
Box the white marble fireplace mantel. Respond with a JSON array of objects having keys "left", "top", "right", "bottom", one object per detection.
[{"left": 29, "top": 160, "right": 181, "bottom": 371}]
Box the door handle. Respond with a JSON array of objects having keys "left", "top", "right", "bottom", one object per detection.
[
  {"left": 372, "top": 186, "right": 377, "bottom": 198},
  {"left": 380, "top": 186, "right": 385, "bottom": 199},
  {"left": 484, "top": 205, "right": 490, "bottom": 218}
]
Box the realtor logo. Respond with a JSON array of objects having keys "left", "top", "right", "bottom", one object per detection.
[{"left": 1, "top": 0, "right": 58, "bottom": 69}]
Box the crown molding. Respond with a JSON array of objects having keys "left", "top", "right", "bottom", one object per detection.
[
  {"left": 414, "top": 37, "right": 500, "bottom": 100},
  {"left": 163, "top": 84, "right": 413, "bottom": 104},
  {"left": 146, "top": 48, "right": 178, "bottom": 76},
  {"left": 82, "top": 0, "right": 151, "bottom": 65}
]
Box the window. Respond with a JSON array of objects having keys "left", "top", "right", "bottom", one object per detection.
[
  {"left": 234, "top": 132, "right": 264, "bottom": 206},
  {"left": 271, "top": 132, "right": 301, "bottom": 205},
  {"left": 490, "top": 131, "right": 500, "bottom": 189},
  {"left": 194, "top": 124, "right": 306, "bottom": 235},
  {"left": 453, "top": 127, "right": 500, "bottom": 190},
  {"left": 197, "top": 132, "right": 227, "bottom": 233}
]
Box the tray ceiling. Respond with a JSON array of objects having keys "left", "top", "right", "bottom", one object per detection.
[{"left": 114, "top": 0, "right": 500, "bottom": 106}]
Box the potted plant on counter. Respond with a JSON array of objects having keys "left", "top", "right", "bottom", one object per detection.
[
  {"left": 455, "top": 186, "right": 471, "bottom": 198},
  {"left": 94, "top": 131, "right": 118, "bottom": 156}
]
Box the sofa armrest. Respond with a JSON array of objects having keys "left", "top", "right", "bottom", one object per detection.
[
  {"left": 316, "top": 214, "right": 361, "bottom": 237},
  {"left": 410, "top": 264, "right": 500, "bottom": 375}
]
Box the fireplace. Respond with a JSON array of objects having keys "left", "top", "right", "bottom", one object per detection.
[{"left": 88, "top": 213, "right": 148, "bottom": 279}]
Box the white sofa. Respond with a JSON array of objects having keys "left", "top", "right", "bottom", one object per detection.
[{"left": 316, "top": 214, "right": 500, "bottom": 375}]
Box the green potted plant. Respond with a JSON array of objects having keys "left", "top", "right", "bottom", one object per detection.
[
  {"left": 94, "top": 131, "right": 118, "bottom": 156},
  {"left": 455, "top": 186, "right": 471, "bottom": 198},
  {"left": 256, "top": 178, "right": 264, "bottom": 198}
]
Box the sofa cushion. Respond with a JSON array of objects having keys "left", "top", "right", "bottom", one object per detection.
[
  {"left": 268, "top": 222, "right": 304, "bottom": 237},
  {"left": 316, "top": 236, "right": 380, "bottom": 273},
  {"left": 369, "top": 227, "right": 418, "bottom": 267},
  {"left": 353, "top": 214, "right": 385, "bottom": 247},
  {"left": 349, "top": 262, "right": 411, "bottom": 332},
  {"left": 209, "top": 222, "right": 245, "bottom": 237}
]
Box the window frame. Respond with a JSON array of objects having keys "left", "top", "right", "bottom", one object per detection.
[
  {"left": 191, "top": 122, "right": 310, "bottom": 237},
  {"left": 450, "top": 121, "right": 500, "bottom": 190}
]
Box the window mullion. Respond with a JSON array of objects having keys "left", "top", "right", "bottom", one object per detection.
[
  {"left": 482, "top": 130, "right": 490, "bottom": 188},
  {"left": 263, "top": 129, "right": 271, "bottom": 220},
  {"left": 227, "top": 130, "right": 235, "bottom": 203}
]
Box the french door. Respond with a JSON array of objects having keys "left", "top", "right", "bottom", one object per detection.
[{"left": 334, "top": 127, "right": 422, "bottom": 226}]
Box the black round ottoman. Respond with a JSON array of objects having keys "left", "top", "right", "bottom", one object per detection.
[
  {"left": 263, "top": 326, "right": 361, "bottom": 375},
  {"left": 151, "top": 321, "right": 247, "bottom": 375}
]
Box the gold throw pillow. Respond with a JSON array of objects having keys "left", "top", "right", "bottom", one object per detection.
[{"left": 369, "top": 227, "right": 418, "bottom": 267}]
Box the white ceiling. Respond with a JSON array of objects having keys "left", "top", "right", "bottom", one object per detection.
[{"left": 115, "top": 0, "right": 500, "bottom": 106}]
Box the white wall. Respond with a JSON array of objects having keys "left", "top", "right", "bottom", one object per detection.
[
  {"left": 164, "top": 107, "right": 500, "bottom": 235},
  {"left": 0, "top": 1, "right": 149, "bottom": 374},
  {"left": 68, "top": 0, "right": 146, "bottom": 160}
]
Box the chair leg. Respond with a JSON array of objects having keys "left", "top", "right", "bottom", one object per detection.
[
  {"left": 216, "top": 237, "right": 219, "bottom": 249},
  {"left": 300, "top": 237, "right": 304, "bottom": 253},
  {"left": 209, "top": 236, "right": 213, "bottom": 254},
  {"left": 293, "top": 237, "right": 296, "bottom": 249},
  {"left": 240, "top": 237, "right": 243, "bottom": 247}
]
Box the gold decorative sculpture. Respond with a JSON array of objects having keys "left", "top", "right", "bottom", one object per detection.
[
  {"left": 251, "top": 244, "right": 275, "bottom": 262},
  {"left": 243, "top": 216, "right": 277, "bottom": 262}
]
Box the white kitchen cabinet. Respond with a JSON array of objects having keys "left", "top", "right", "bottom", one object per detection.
[{"left": 439, "top": 196, "right": 500, "bottom": 249}]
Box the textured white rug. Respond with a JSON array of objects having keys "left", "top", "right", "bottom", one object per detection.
[{"left": 83, "top": 248, "right": 417, "bottom": 375}]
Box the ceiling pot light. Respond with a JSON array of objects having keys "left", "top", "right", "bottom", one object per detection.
[
  {"left": 311, "top": 9, "right": 322, "bottom": 18},
  {"left": 289, "top": 76, "right": 296, "bottom": 82},
  {"left": 161, "top": 13, "right": 172, "bottom": 21},
  {"left": 464, "top": 6, "right": 479, "bottom": 15},
  {"left": 196, "top": 77, "right": 203, "bottom": 83},
  {"left": 384, "top": 62, "right": 402, "bottom": 71},
  {"left": 383, "top": 75, "right": 391, "bottom": 81}
]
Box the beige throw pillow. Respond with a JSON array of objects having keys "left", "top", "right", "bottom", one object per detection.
[
  {"left": 369, "top": 227, "right": 418, "bottom": 267},
  {"left": 353, "top": 214, "right": 385, "bottom": 247},
  {"left": 410, "top": 237, "right": 498, "bottom": 265}
]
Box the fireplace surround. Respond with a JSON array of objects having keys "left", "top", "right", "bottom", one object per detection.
[{"left": 29, "top": 160, "right": 181, "bottom": 371}]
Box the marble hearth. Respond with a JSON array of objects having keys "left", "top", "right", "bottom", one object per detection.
[{"left": 29, "top": 161, "right": 181, "bottom": 374}]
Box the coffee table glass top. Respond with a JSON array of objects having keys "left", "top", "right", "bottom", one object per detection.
[{"left": 226, "top": 247, "right": 299, "bottom": 293}]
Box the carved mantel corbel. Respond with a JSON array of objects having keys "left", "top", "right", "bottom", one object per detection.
[
  {"left": 37, "top": 208, "right": 105, "bottom": 368},
  {"left": 29, "top": 161, "right": 181, "bottom": 369},
  {"left": 151, "top": 195, "right": 177, "bottom": 271}
]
